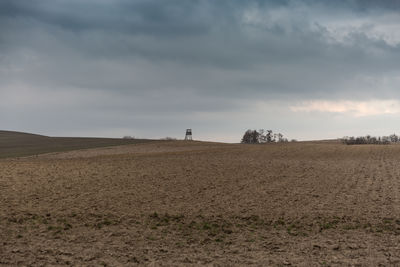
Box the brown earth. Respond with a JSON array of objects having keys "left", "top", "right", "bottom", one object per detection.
[{"left": 1, "top": 141, "right": 400, "bottom": 266}]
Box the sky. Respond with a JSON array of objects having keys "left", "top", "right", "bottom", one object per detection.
[{"left": 1, "top": 0, "right": 400, "bottom": 142}]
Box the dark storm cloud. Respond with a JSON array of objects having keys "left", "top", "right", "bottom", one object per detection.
[
  {"left": 0, "top": 0, "right": 217, "bottom": 34},
  {"left": 1, "top": 0, "right": 400, "bottom": 140},
  {"left": 327, "top": 0, "right": 400, "bottom": 12},
  {"left": 1, "top": 0, "right": 399, "bottom": 93}
]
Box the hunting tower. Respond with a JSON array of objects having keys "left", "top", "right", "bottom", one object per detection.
[{"left": 185, "top": 129, "right": 193, "bottom": 141}]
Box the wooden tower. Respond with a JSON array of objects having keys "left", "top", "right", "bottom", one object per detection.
[{"left": 185, "top": 129, "right": 192, "bottom": 140}]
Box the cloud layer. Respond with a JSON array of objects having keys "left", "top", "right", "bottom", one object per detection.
[{"left": 1, "top": 0, "right": 400, "bottom": 141}]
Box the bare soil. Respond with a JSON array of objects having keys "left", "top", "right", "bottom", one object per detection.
[{"left": 1, "top": 141, "right": 400, "bottom": 266}]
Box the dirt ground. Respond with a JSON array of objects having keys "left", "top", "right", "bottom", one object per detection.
[{"left": 1, "top": 141, "right": 400, "bottom": 266}]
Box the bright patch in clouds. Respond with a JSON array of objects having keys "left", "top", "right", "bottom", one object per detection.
[{"left": 291, "top": 100, "right": 400, "bottom": 117}]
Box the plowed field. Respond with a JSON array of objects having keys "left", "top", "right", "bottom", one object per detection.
[{"left": 1, "top": 141, "right": 400, "bottom": 266}]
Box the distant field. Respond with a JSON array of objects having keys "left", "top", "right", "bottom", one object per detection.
[{"left": 0, "top": 130, "right": 156, "bottom": 158}]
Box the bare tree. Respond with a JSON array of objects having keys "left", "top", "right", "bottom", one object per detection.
[
  {"left": 389, "top": 134, "right": 399, "bottom": 143},
  {"left": 266, "top": 130, "right": 273, "bottom": 143}
]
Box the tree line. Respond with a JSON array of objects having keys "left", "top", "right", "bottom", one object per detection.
[
  {"left": 241, "top": 130, "right": 400, "bottom": 145},
  {"left": 241, "top": 129, "right": 290, "bottom": 144},
  {"left": 341, "top": 134, "right": 400, "bottom": 145}
]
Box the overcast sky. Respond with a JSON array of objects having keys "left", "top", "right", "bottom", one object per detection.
[{"left": 1, "top": 0, "right": 400, "bottom": 142}]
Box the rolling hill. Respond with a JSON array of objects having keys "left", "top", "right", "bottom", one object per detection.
[{"left": 0, "top": 130, "right": 156, "bottom": 158}]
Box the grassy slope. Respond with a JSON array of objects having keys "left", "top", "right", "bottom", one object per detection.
[{"left": 0, "top": 130, "right": 157, "bottom": 158}]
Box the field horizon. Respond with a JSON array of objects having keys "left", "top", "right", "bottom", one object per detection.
[{"left": 0, "top": 129, "right": 345, "bottom": 159}]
